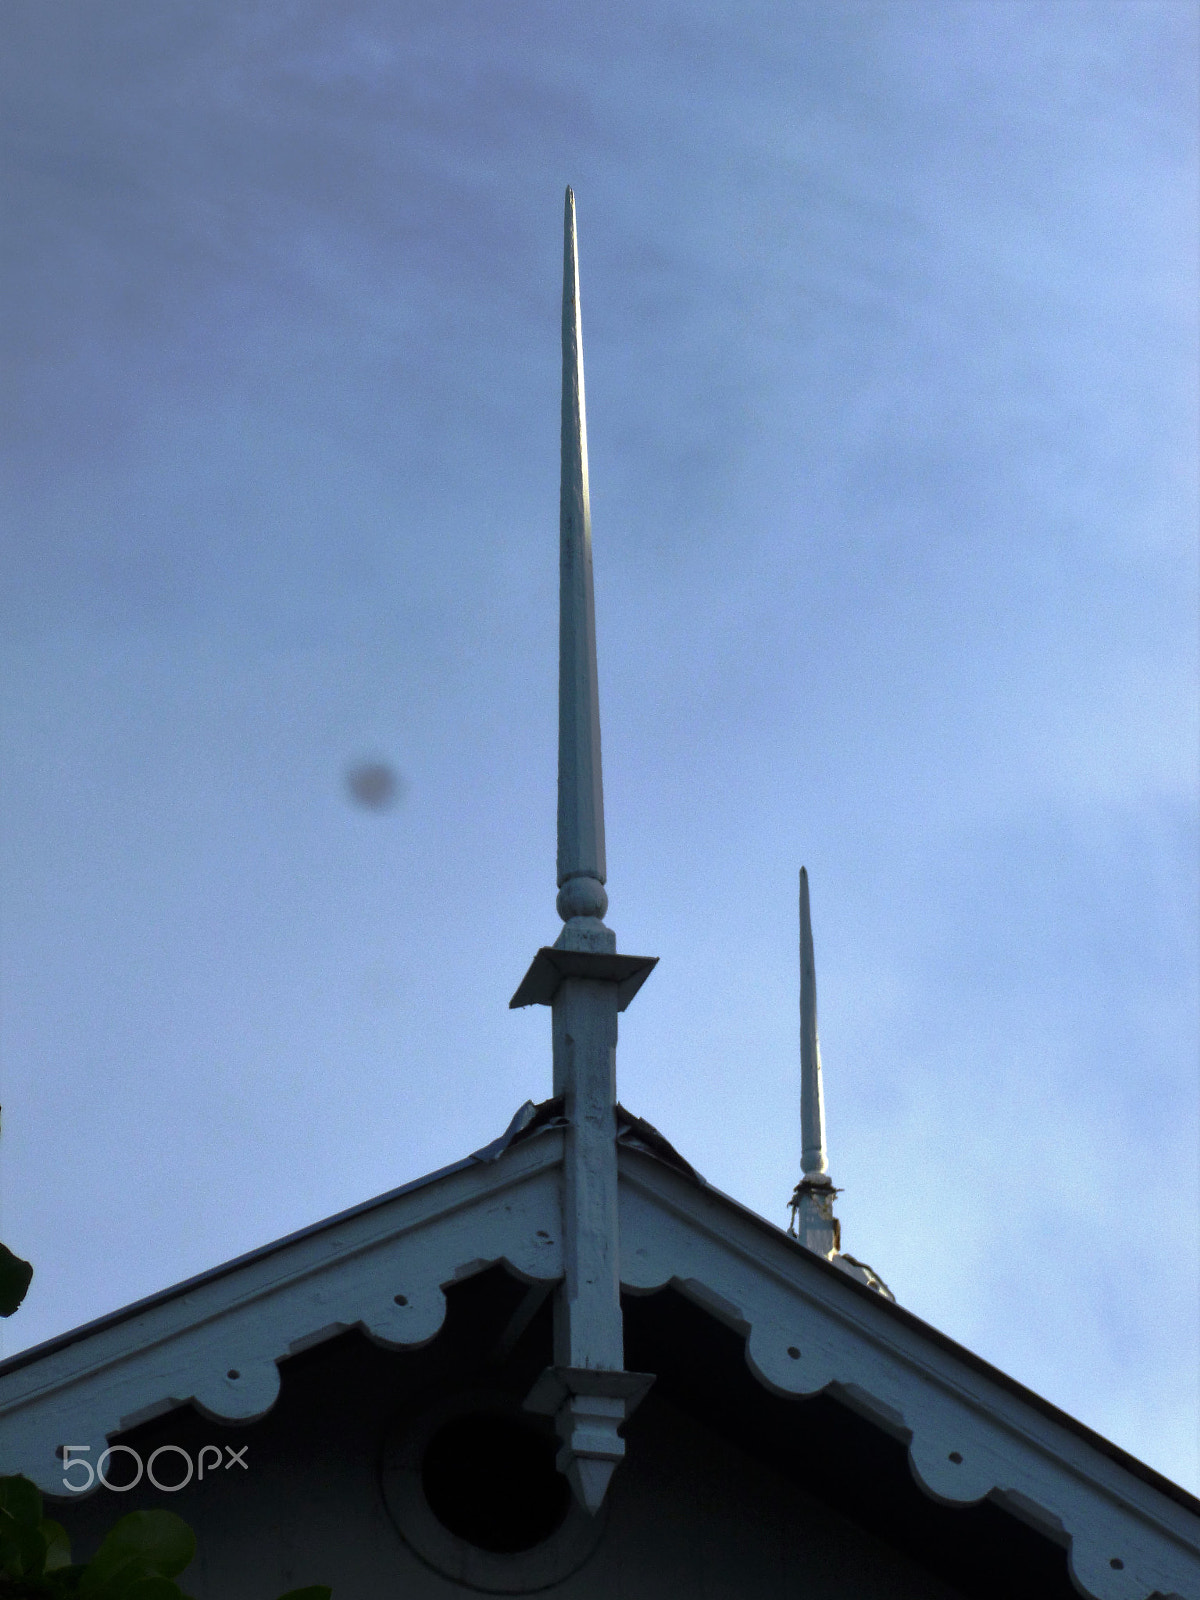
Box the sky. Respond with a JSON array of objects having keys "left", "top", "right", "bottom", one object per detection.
[{"left": 1, "top": 0, "right": 1197, "bottom": 1492}]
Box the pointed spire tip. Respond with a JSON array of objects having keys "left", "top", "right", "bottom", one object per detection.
[
  {"left": 799, "top": 864, "right": 828, "bottom": 1182},
  {"left": 556, "top": 182, "right": 606, "bottom": 909}
]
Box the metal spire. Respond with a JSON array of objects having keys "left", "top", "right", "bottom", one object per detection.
[
  {"left": 556, "top": 186, "right": 608, "bottom": 927},
  {"left": 513, "top": 189, "right": 656, "bottom": 1514},
  {"left": 799, "top": 865, "right": 829, "bottom": 1183},
  {"left": 789, "top": 867, "right": 839, "bottom": 1257},
  {"left": 788, "top": 868, "right": 895, "bottom": 1298}
]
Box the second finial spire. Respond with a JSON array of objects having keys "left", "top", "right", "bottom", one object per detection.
[
  {"left": 788, "top": 867, "right": 895, "bottom": 1297},
  {"left": 790, "top": 866, "right": 840, "bottom": 1255}
]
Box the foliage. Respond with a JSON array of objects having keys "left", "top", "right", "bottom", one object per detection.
[
  {"left": 0, "top": 1477, "right": 331, "bottom": 1600},
  {"left": 1, "top": 1475, "right": 193, "bottom": 1600},
  {"left": 0, "top": 1250, "right": 33, "bottom": 1322}
]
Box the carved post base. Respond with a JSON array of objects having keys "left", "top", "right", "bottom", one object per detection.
[
  {"left": 525, "top": 1366, "right": 654, "bottom": 1515},
  {"left": 789, "top": 1176, "right": 841, "bottom": 1258}
]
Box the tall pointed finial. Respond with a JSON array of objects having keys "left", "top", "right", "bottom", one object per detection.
[
  {"left": 512, "top": 190, "right": 657, "bottom": 1512},
  {"left": 799, "top": 866, "right": 828, "bottom": 1182},
  {"left": 788, "top": 869, "right": 895, "bottom": 1298},
  {"left": 790, "top": 867, "right": 839, "bottom": 1257},
  {"left": 556, "top": 186, "right": 609, "bottom": 935}
]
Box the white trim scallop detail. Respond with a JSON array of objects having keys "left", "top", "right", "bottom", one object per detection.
[
  {"left": 0, "top": 1137, "right": 564, "bottom": 1496},
  {"left": 0, "top": 1126, "right": 1195, "bottom": 1600},
  {"left": 617, "top": 1149, "right": 1200, "bottom": 1600}
]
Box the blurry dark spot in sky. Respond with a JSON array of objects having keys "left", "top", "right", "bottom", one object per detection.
[{"left": 345, "top": 760, "right": 405, "bottom": 811}]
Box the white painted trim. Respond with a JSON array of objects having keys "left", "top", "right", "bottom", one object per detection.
[
  {"left": 0, "top": 1136, "right": 563, "bottom": 1495},
  {"left": 1, "top": 1125, "right": 1195, "bottom": 1600},
  {"left": 618, "top": 1148, "right": 1200, "bottom": 1600}
]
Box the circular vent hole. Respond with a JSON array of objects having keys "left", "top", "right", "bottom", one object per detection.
[
  {"left": 421, "top": 1413, "right": 570, "bottom": 1554},
  {"left": 394, "top": 1294, "right": 408, "bottom": 1306}
]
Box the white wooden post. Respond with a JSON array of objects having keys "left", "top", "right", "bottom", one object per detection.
[{"left": 513, "top": 189, "right": 654, "bottom": 1513}]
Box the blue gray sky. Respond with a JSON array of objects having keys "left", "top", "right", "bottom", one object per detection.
[{"left": 2, "top": 1, "right": 1197, "bottom": 1490}]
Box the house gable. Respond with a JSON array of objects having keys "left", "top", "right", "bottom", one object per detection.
[
  {"left": 4, "top": 193, "right": 1196, "bottom": 1600},
  {"left": 0, "top": 1124, "right": 563, "bottom": 1497},
  {"left": 617, "top": 1143, "right": 1200, "bottom": 1600},
  {"left": 46, "top": 1261, "right": 1075, "bottom": 1600},
  {"left": 2, "top": 1117, "right": 1197, "bottom": 1599}
]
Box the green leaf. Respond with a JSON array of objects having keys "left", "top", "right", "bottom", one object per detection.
[
  {"left": 80, "top": 1513, "right": 194, "bottom": 1598},
  {"left": 0, "top": 1480, "right": 42, "bottom": 1530},
  {"left": 0, "top": 1479, "right": 47, "bottom": 1582},
  {"left": 38, "top": 1525, "right": 70, "bottom": 1574},
  {"left": 0, "top": 1519, "right": 47, "bottom": 1582},
  {"left": 0, "top": 1247, "right": 33, "bottom": 1319},
  {"left": 275, "top": 1589, "right": 332, "bottom": 1600}
]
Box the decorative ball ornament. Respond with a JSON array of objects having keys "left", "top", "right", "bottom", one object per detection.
[{"left": 556, "top": 874, "right": 608, "bottom": 922}]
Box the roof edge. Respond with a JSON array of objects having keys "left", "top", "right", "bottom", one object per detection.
[
  {"left": 0, "top": 1111, "right": 561, "bottom": 1386},
  {"left": 616, "top": 1143, "right": 1200, "bottom": 1524}
]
